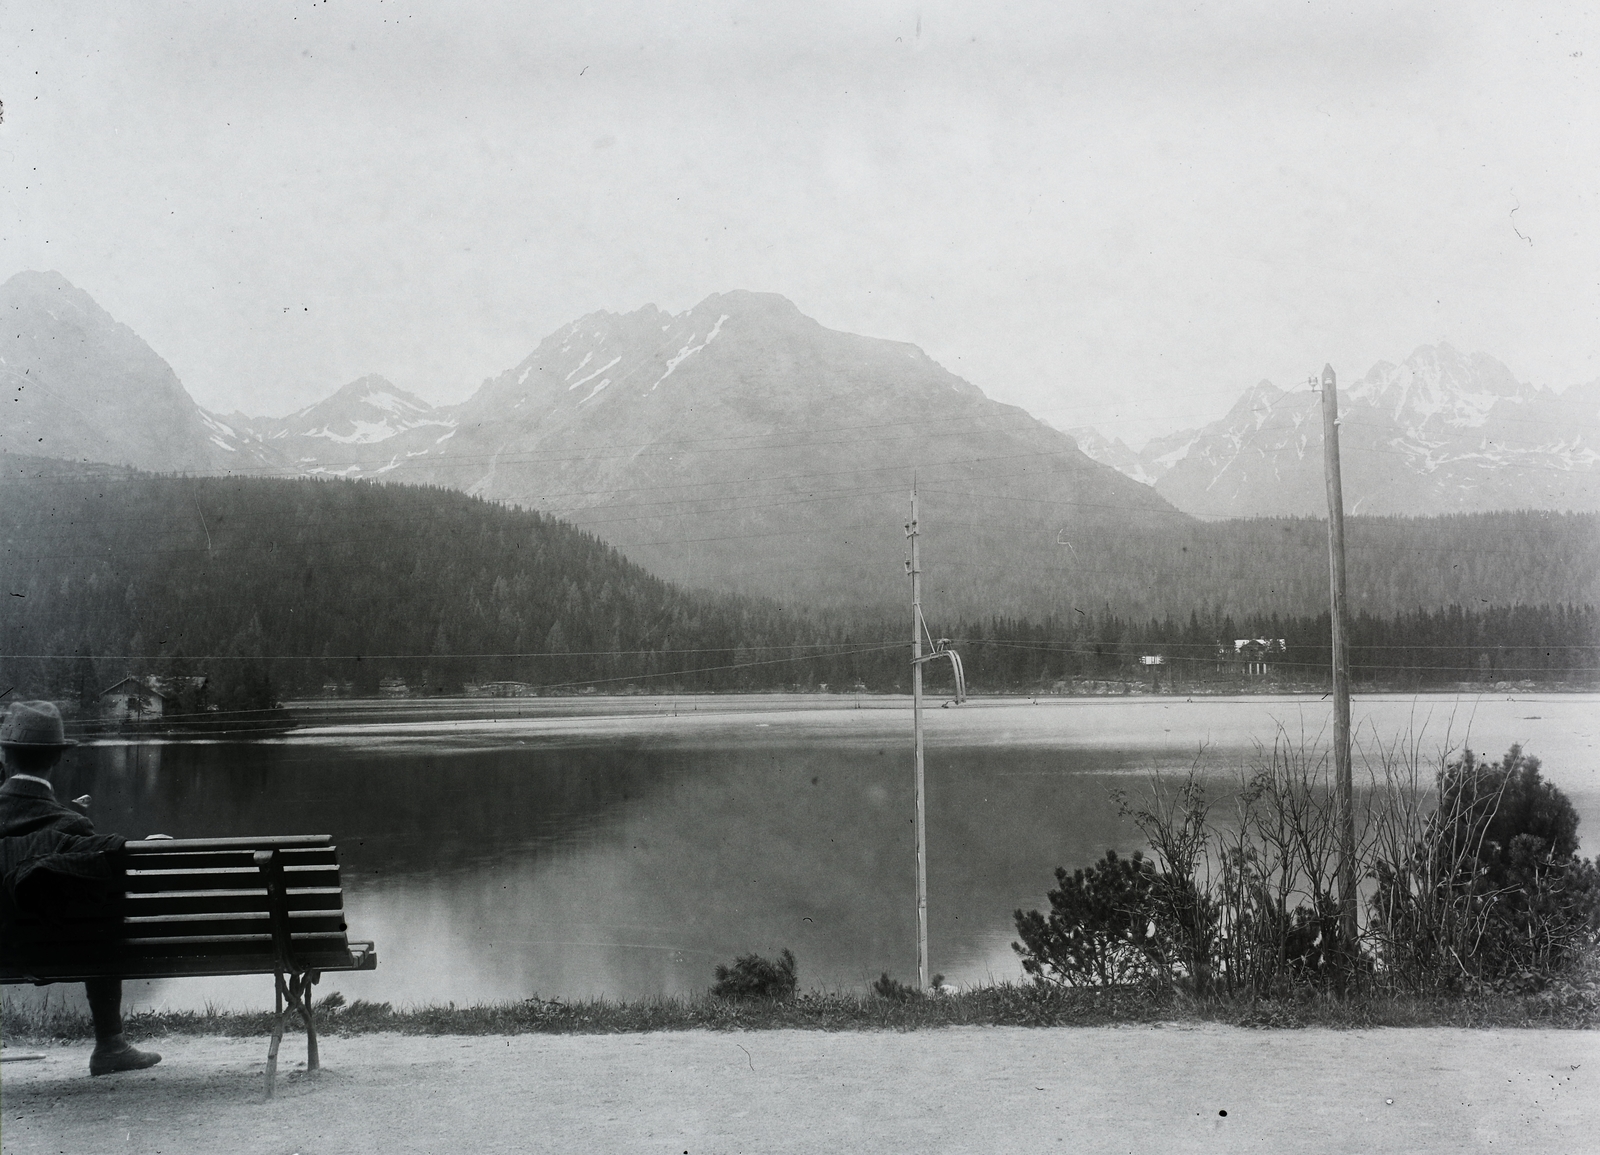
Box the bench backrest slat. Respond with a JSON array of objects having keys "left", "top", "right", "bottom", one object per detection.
[
  {"left": 123, "top": 848, "right": 338, "bottom": 871},
  {"left": 123, "top": 866, "right": 343, "bottom": 893}
]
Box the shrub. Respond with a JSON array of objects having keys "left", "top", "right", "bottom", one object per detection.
[
  {"left": 1012, "top": 849, "right": 1163, "bottom": 987},
  {"left": 711, "top": 949, "right": 798, "bottom": 1001},
  {"left": 1117, "top": 775, "right": 1224, "bottom": 993},
  {"left": 1020, "top": 739, "right": 1599, "bottom": 1001},
  {"left": 872, "top": 973, "right": 921, "bottom": 1001},
  {"left": 1438, "top": 745, "right": 1579, "bottom": 879},
  {"left": 1372, "top": 745, "right": 1599, "bottom": 989},
  {"left": 1215, "top": 737, "right": 1360, "bottom": 996}
]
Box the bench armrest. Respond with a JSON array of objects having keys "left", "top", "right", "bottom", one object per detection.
[{"left": 123, "top": 835, "right": 334, "bottom": 854}]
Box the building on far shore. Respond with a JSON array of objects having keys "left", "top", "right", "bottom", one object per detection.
[
  {"left": 473, "top": 681, "right": 536, "bottom": 698},
  {"left": 1222, "top": 638, "right": 1287, "bottom": 677},
  {"left": 100, "top": 675, "right": 209, "bottom": 722}
]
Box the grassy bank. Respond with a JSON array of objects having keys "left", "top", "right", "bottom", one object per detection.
[{"left": 6, "top": 978, "right": 1597, "bottom": 1046}]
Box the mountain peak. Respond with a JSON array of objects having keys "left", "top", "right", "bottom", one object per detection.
[
  {"left": 302, "top": 374, "right": 430, "bottom": 415},
  {"left": 1350, "top": 343, "right": 1534, "bottom": 420},
  {"left": 2, "top": 270, "right": 117, "bottom": 329},
  {"left": 1223, "top": 379, "right": 1284, "bottom": 417},
  {"left": 692, "top": 289, "right": 804, "bottom": 316},
  {"left": 266, "top": 374, "right": 448, "bottom": 452},
  {"left": 1145, "top": 345, "right": 1598, "bottom": 517},
  {"left": 4, "top": 269, "right": 84, "bottom": 296},
  {"left": 0, "top": 272, "right": 289, "bottom": 473}
]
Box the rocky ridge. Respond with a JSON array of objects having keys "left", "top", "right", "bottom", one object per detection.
[{"left": 1069, "top": 346, "right": 1599, "bottom": 517}]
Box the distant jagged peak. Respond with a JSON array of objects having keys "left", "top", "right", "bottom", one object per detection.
[
  {"left": 1064, "top": 426, "right": 1151, "bottom": 484},
  {"left": 1352, "top": 341, "right": 1528, "bottom": 396},
  {"left": 1219, "top": 379, "right": 1297, "bottom": 424},
  {"left": 1064, "top": 426, "right": 1130, "bottom": 454},
  {"left": 292, "top": 374, "right": 436, "bottom": 419},
  {"left": 274, "top": 373, "right": 449, "bottom": 445},
  {"left": 554, "top": 301, "right": 671, "bottom": 341},
  {"left": 1391, "top": 341, "right": 1524, "bottom": 387},
  {"left": 543, "top": 290, "right": 802, "bottom": 352},
  {"left": 476, "top": 288, "right": 965, "bottom": 416},
  {"left": 1349, "top": 342, "right": 1538, "bottom": 428},
  {"left": 1561, "top": 375, "right": 1600, "bottom": 417},
  {"left": 1242, "top": 377, "right": 1282, "bottom": 403}
]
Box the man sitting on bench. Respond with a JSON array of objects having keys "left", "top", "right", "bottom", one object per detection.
[{"left": 0, "top": 701, "right": 162, "bottom": 1076}]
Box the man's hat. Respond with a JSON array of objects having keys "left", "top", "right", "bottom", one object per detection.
[{"left": 0, "top": 701, "right": 79, "bottom": 749}]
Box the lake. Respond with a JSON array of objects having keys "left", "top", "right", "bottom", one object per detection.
[{"left": 37, "top": 691, "right": 1600, "bottom": 1012}]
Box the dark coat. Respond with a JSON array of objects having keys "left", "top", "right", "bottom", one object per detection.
[
  {"left": 0, "top": 778, "right": 126, "bottom": 966},
  {"left": 0, "top": 775, "right": 99, "bottom": 840}
]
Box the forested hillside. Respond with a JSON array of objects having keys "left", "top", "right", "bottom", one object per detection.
[
  {"left": 0, "top": 463, "right": 872, "bottom": 704},
  {"left": 915, "top": 506, "right": 1598, "bottom": 620},
  {"left": 0, "top": 462, "right": 1593, "bottom": 706}
]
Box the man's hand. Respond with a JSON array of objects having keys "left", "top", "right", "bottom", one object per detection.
[{"left": 143, "top": 834, "right": 174, "bottom": 841}]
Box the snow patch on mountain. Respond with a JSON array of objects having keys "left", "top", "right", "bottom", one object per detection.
[
  {"left": 566, "top": 351, "right": 594, "bottom": 380},
  {"left": 652, "top": 315, "right": 729, "bottom": 391},
  {"left": 568, "top": 356, "right": 621, "bottom": 392}
]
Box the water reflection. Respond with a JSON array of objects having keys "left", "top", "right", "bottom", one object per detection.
[{"left": 37, "top": 693, "right": 1599, "bottom": 1010}]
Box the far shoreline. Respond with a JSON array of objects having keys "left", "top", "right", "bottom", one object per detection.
[{"left": 287, "top": 679, "right": 1598, "bottom": 705}]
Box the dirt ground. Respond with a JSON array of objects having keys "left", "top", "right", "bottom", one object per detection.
[{"left": 2, "top": 1025, "right": 1597, "bottom": 1155}]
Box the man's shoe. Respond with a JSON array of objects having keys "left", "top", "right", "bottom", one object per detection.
[{"left": 89, "top": 1041, "right": 162, "bottom": 1076}]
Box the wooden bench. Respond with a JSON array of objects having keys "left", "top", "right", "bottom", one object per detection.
[{"left": 1, "top": 835, "right": 376, "bottom": 1095}]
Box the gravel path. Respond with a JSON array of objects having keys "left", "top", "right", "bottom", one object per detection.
[{"left": 3, "top": 1025, "right": 1597, "bottom": 1154}]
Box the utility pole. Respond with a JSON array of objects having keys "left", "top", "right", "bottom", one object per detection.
[
  {"left": 1317, "top": 363, "right": 1358, "bottom": 956},
  {"left": 903, "top": 482, "right": 966, "bottom": 992},
  {"left": 906, "top": 481, "right": 929, "bottom": 992}
]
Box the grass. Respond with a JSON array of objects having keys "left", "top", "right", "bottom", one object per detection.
[{"left": 5, "top": 975, "right": 1597, "bottom": 1046}]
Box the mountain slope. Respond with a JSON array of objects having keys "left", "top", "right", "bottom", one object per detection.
[
  {"left": 0, "top": 271, "right": 286, "bottom": 473},
  {"left": 343, "top": 290, "right": 1186, "bottom": 611}
]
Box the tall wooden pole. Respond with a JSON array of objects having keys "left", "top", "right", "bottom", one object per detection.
[
  {"left": 1319, "top": 364, "right": 1358, "bottom": 952},
  {"left": 907, "top": 482, "right": 929, "bottom": 991}
]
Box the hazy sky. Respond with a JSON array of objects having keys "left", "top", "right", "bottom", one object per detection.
[{"left": 3, "top": 2, "right": 1596, "bottom": 445}]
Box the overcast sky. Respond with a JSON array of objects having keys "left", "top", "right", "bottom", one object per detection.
[{"left": 2, "top": 1, "right": 1595, "bottom": 445}]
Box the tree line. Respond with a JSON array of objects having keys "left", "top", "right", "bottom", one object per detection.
[{"left": 0, "top": 467, "right": 1592, "bottom": 708}]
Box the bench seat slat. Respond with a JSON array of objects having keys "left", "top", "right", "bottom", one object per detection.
[
  {"left": 9, "top": 921, "right": 347, "bottom": 947},
  {"left": 123, "top": 915, "right": 348, "bottom": 939},
  {"left": 126, "top": 915, "right": 346, "bottom": 937},
  {"left": 122, "top": 931, "right": 352, "bottom": 950},
  {"left": 1, "top": 945, "right": 375, "bottom": 983},
  {"left": 13, "top": 913, "right": 347, "bottom": 941}
]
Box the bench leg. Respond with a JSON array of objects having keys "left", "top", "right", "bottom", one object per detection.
[
  {"left": 264, "top": 974, "right": 286, "bottom": 1100},
  {"left": 288, "top": 971, "right": 320, "bottom": 1072}
]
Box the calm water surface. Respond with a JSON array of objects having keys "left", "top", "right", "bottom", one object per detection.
[{"left": 41, "top": 692, "right": 1600, "bottom": 1011}]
